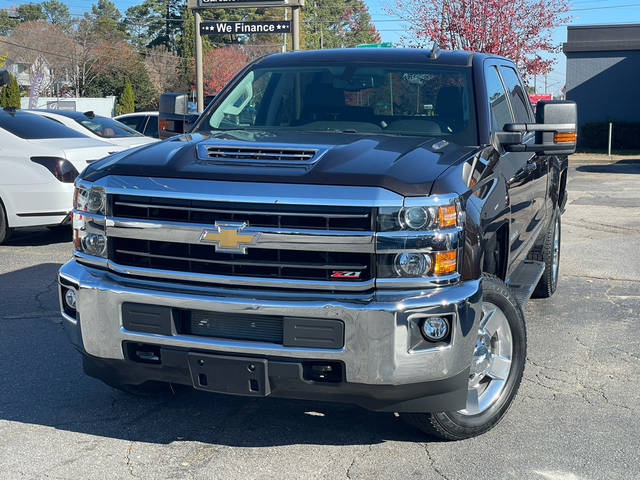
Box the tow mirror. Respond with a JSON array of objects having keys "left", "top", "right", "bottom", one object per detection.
[
  {"left": 503, "top": 101, "right": 577, "bottom": 155},
  {"left": 159, "top": 93, "right": 189, "bottom": 115}
]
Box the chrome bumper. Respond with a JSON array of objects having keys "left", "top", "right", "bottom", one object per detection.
[{"left": 59, "top": 259, "right": 481, "bottom": 386}]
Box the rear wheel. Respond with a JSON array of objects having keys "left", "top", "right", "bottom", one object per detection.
[
  {"left": 0, "top": 200, "right": 11, "bottom": 245},
  {"left": 529, "top": 210, "right": 561, "bottom": 298},
  {"left": 401, "top": 274, "right": 526, "bottom": 440}
]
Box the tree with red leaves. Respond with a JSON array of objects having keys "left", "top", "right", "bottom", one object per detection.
[
  {"left": 200, "top": 46, "right": 249, "bottom": 95},
  {"left": 391, "top": 0, "right": 569, "bottom": 77}
]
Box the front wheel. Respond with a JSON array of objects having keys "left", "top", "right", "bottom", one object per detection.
[{"left": 401, "top": 274, "right": 526, "bottom": 440}]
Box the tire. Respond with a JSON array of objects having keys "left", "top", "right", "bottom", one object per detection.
[
  {"left": 0, "top": 200, "right": 11, "bottom": 245},
  {"left": 401, "top": 274, "right": 526, "bottom": 440},
  {"left": 529, "top": 210, "right": 561, "bottom": 298}
]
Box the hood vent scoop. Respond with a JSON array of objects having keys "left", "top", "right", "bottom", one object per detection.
[{"left": 196, "top": 142, "right": 327, "bottom": 167}]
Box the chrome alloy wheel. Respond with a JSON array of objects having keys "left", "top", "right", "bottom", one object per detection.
[
  {"left": 552, "top": 216, "right": 560, "bottom": 284},
  {"left": 459, "top": 302, "right": 513, "bottom": 415}
]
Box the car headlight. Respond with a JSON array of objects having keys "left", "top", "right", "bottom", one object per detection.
[
  {"left": 73, "top": 184, "right": 107, "bottom": 259},
  {"left": 394, "top": 252, "right": 431, "bottom": 277},
  {"left": 74, "top": 185, "right": 105, "bottom": 215},
  {"left": 377, "top": 197, "right": 462, "bottom": 282}
]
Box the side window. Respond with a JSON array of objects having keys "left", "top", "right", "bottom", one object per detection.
[
  {"left": 119, "top": 116, "right": 143, "bottom": 132},
  {"left": 143, "top": 117, "right": 159, "bottom": 138},
  {"left": 499, "top": 66, "right": 533, "bottom": 123},
  {"left": 485, "top": 66, "right": 512, "bottom": 131}
]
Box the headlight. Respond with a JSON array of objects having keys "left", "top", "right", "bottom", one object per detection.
[
  {"left": 394, "top": 253, "right": 431, "bottom": 277},
  {"left": 81, "top": 232, "right": 107, "bottom": 256},
  {"left": 377, "top": 196, "right": 462, "bottom": 283},
  {"left": 73, "top": 184, "right": 107, "bottom": 259},
  {"left": 399, "top": 206, "right": 437, "bottom": 230},
  {"left": 74, "top": 186, "right": 105, "bottom": 215}
]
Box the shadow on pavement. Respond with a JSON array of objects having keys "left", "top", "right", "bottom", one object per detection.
[
  {"left": 575, "top": 159, "right": 640, "bottom": 174},
  {"left": 0, "top": 264, "right": 428, "bottom": 448},
  {"left": 5, "top": 226, "right": 72, "bottom": 247}
]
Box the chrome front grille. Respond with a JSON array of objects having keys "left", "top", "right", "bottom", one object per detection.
[
  {"left": 107, "top": 194, "right": 376, "bottom": 288},
  {"left": 111, "top": 195, "right": 373, "bottom": 231},
  {"left": 110, "top": 237, "right": 373, "bottom": 282}
]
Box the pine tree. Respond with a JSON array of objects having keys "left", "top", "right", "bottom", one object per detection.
[
  {"left": 116, "top": 77, "right": 135, "bottom": 114},
  {"left": 303, "top": 0, "right": 380, "bottom": 49},
  {"left": 1, "top": 74, "right": 21, "bottom": 109}
]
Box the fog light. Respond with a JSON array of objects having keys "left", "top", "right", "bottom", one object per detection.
[
  {"left": 64, "top": 288, "right": 77, "bottom": 310},
  {"left": 81, "top": 233, "right": 106, "bottom": 256},
  {"left": 421, "top": 316, "right": 449, "bottom": 341},
  {"left": 394, "top": 253, "right": 431, "bottom": 277}
]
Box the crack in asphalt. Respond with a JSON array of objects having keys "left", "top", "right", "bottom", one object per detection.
[
  {"left": 125, "top": 442, "right": 137, "bottom": 477},
  {"left": 563, "top": 218, "right": 640, "bottom": 235},
  {"left": 35, "top": 278, "right": 59, "bottom": 314},
  {"left": 562, "top": 274, "right": 640, "bottom": 284},
  {"left": 177, "top": 399, "right": 262, "bottom": 469},
  {"left": 423, "top": 444, "right": 450, "bottom": 480},
  {"left": 345, "top": 444, "right": 373, "bottom": 479},
  {"left": 525, "top": 343, "right": 637, "bottom": 413}
]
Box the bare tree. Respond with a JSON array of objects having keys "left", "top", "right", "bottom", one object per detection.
[
  {"left": 1, "top": 21, "right": 74, "bottom": 95},
  {"left": 144, "top": 44, "right": 183, "bottom": 93}
]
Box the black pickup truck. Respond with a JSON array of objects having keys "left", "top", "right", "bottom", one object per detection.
[{"left": 59, "top": 48, "right": 575, "bottom": 440}]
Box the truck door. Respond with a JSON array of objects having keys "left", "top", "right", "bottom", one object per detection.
[
  {"left": 499, "top": 65, "right": 549, "bottom": 251},
  {"left": 484, "top": 64, "right": 539, "bottom": 270}
]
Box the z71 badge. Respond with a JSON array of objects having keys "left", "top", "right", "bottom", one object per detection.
[{"left": 331, "top": 271, "right": 362, "bottom": 279}]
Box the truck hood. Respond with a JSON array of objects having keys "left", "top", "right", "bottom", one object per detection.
[{"left": 82, "top": 130, "right": 475, "bottom": 196}]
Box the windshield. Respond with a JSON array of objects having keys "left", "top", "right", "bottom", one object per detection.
[
  {"left": 197, "top": 63, "right": 477, "bottom": 144},
  {"left": 75, "top": 116, "right": 143, "bottom": 138}
]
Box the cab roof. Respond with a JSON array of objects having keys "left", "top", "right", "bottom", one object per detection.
[{"left": 258, "top": 48, "right": 490, "bottom": 67}]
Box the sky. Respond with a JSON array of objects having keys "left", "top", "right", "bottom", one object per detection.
[{"left": 2, "top": 0, "right": 640, "bottom": 96}]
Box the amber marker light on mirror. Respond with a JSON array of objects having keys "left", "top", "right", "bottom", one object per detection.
[
  {"left": 554, "top": 132, "right": 577, "bottom": 143},
  {"left": 433, "top": 250, "right": 457, "bottom": 275},
  {"left": 438, "top": 205, "right": 457, "bottom": 228}
]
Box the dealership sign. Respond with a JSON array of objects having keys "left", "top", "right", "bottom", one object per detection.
[
  {"left": 200, "top": 20, "right": 291, "bottom": 34},
  {"left": 195, "top": 0, "right": 292, "bottom": 8}
]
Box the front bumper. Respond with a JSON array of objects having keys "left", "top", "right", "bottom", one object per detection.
[{"left": 59, "top": 259, "right": 482, "bottom": 412}]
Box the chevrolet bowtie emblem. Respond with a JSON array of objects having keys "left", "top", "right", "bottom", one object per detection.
[{"left": 200, "top": 222, "right": 258, "bottom": 254}]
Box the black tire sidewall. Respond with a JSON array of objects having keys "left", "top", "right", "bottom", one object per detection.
[
  {"left": 551, "top": 213, "right": 561, "bottom": 292},
  {"left": 434, "top": 275, "right": 527, "bottom": 435},
  {"left": 0, "top": 200, "right": 9, "bottom": 245}
]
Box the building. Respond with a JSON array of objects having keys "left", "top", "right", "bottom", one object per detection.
[{"left": 563, "top": 24, "right": 640, "bottom": 127}]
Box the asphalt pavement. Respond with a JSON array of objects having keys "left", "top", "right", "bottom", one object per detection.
[{"left": 1, "top": 159, "right": 639, "bottom": 480}]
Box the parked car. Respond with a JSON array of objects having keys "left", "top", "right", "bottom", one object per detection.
[
  {"left": 157, "top": 93, "right": 217, "bottom": 139},
  {"left": 26, "top": 109, "right": 158, "bottom": 148},
  {"left": 59, "top": 48, "right": 575, "bottom": 440},
  {"left": 0, "top": 108, "right": 132, "bottom": 243},
  {"left": 114, "top": 112, "right": 159, "bottom": 138}
]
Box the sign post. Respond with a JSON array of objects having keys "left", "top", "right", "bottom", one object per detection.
[
  {"left": 194, "top": 10, "right": 204, "bottom": 113},
  {"left": 291, "top": 5, "right": 300, "bottom": 51},
  {"left": 188, "top": 0, "right": 303, "bottom": 113}
]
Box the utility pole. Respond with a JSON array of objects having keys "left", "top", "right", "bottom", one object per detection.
[
  {"left": 283, "top": 8, "right": 288, "bottom": 52},
  {"left": 544, "top": 74, "right": 548, "bottom": 94},
  {"left": 292, "top": 5, "right": 300, "bottom": 50},
  {"left": 194, "top": 10, "right": 204, "bottom": 113}
]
